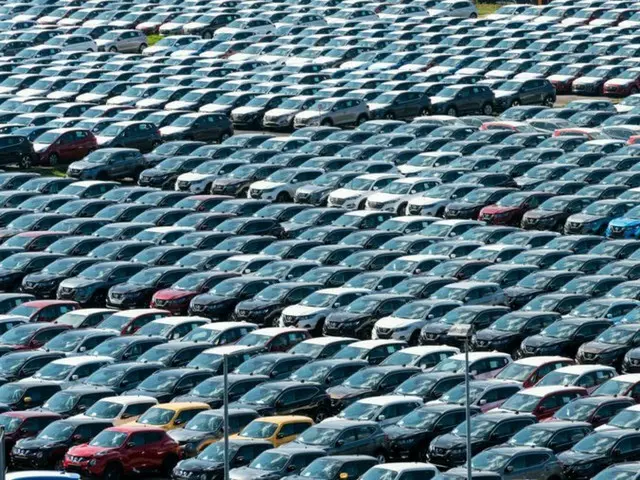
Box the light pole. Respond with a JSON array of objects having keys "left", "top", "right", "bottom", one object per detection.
[
  {"left": 223, "top": 355, "right": 230, "bottom": 480},
  {"left": 0, "top": 425, "right": 5, "bottom": 480},
  {"left": 449, "top": 324, "right": 474, "bottom": 480}
]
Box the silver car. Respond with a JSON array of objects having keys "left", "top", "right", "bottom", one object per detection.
[
  {"left": 294, "top": 97, "right": 369, "bottom": 128},
  {"left": 96, "top": 29, "right": 147, "bottom": 53}
]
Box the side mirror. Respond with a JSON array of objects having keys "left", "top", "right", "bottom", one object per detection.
[
  {"left": 72, "top": 434, "right": 82, "bottom": 442},
  {"left": 174, "top": 419, "right": 183, "bottom": 426},
  {"left": 478, "top": 399, "right": 487, "bottom": 406},
  {"left": 335, "top": 439, "right": 344, "bottom": 447},
  {"left": 126, "top": 442, "right": 135, "bottom": 448},
  {"left": 325, "top": 377, "right": 333, "bottom": 384},
  {"left": 236, "top": 456, "right": 245, "bottom": 464},
  {"left": 470, "top": 370, "right": 478, "bottom": 376},
  {"left": 613, "top": 448, "right": 622, "bottom": 457},
  {"left": 79, "top": 346, "right": 86, "bottom": 352},
  {"left": 505, "top": 466, "right": 514, "bottom": 473},
  {"left": 23, "top": 397, "right": 32, "bottom": 404},
  {"left": 333, "top": 303, "right": 341, "bottom": 308},
  {"left": 287, "top": 465, "right": 297, "bottom": 472},
  {"left": 377, "top": 415, "right": 386, "bottom": 421},
  {"left": 71, "top": 374, "right": 79, "bottom": 381},
  {"left": 275, "top": 400, "right": 284, "bottom": 408}
]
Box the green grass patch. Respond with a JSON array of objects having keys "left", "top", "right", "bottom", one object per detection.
[
  {"left": 477, "top": 3, "right": 502, "bottom": 17},
  {"left": 147, "top": 34, "right": 163, "bottom": 46}
]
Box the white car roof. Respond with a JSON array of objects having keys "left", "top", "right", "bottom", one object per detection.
[
  {"left": 106, "top": 309, "right": 168, "bottom": 318},
  {"left": 349, "top": 339, "right": 406, "bottom": 349},
  {"left": 317, "top": 287, "right": 371, "bottom": 295},
  {"left": 401, "top": 346, "right": 460, "bottom": 355},
  {"left": 397, "top": 254, "right": 449, "bottom": 262},
  {"left": 610, "top": 373, "right": 640, "bottom": 383},
  {"left": 65, "top": 308, "right": 116, "bottom": 315},
  {"left": 552, "top": 364, "right": 616, "bottom": 375},
  {"left": 252, "top": 327, "right": 307, "bottom": 335},
  {"left": 195, "top": 322, "right": 257, "bottom": 331},
  {"left": 68, "top": 180, "right": 118, "bottom": 187},
  {"left": 144, "top": 226, "right": 195, "bottom": 233},
  {"left": 513, "top": 356, "right": 573, "bottom": 367},
  {"left": 201, "top": 345, "right": 257, "bottom": 355},
  {"left": 298, "top": 336, "right": 355, "bottom": 345},
  {"left": 450, "top": 352, "right": 511, "bottom": 362},
  {"left": 356, "top": 395, "right": 423, "bottom": 406},
  {"left": 372, "top": 463, "right": 439, "bottom": 473},
  {"left": 48, "top": 355, "right": 113, "bottom": 367},
  {"left": 225, "top": 254, "right": 279, "bottom": 261},
  {"left": 98, "top": 395, "right": 159, "bottom": 406},
  {"left": 391, "top": 216, "right": 438, "bottom": 223},
  {"left": 151, "top": 316, "right": 210, "bottom": 326},
  {"left": 516, "top": 385, "right": 584, "bottom": 397}
]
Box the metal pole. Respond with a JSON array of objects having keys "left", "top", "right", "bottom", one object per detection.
[
  {"left": 465, "top": 337, "right": 472, "bottom": 480},
  {"left": 0, "top": 425, "right": 5, "bottom": 480},
  {"left": 223, "top": 355, "right": 230, "bottom": 480}
]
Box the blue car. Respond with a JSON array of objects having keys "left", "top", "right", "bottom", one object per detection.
[{"left": 606, "top": 205, "right": 640, "bottom": 238}]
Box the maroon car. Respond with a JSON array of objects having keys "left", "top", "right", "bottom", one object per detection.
[
  {"left": 8, "top": 300, "right": 79, "bottom": 322},
  {"left": 0, "top": 323, "right": 71, "bottom": 354},
  {"left": 603, "top": 68, "right": 640, "bottom": 97},
  {"left": 548, "top": 63, "right": 597, "bottom": 94},
  {"left": 0, "top": 411, "right": 61, "bottom": 456},
  {"left": 478, "top": 192, "right": 555, "bottom": 226},
  {"left": 32, "top": 128, "right": 98, "bottom": 166},
  {"left": 150, "top": 272, "right": 239, "bottom": 315}
]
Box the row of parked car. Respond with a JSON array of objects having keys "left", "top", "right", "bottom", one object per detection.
[{"left": 4, "top": 0, "right": 640, "bottom": 478}]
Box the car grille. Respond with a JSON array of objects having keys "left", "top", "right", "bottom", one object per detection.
[
  {"left": 522, "top": 217, "right": 539, "bottom": 227},
  {"left": 581, "top": 352, "right": 596, "bottom": 360},
  {"left": 174, "top": 470, "right": 196, "bottom": 477},
  {"left": 111, "top": 293, "right": 123, "bottom": 299},
  {"left": 249, "top": 189, "right": 262, "bottom": 199},
  {"left": 68, "top": 456, "right": 89, "bottom": 463},
  {"left": 281, "top": 314, "right": 298, "bottom": 326},
  {"left": 565, "top": 222, "right": 583, "bottom": 233},
  {"left": 480, "top": 213, "right": 493, "bottom": 221},
  {"left": 153, "top": 299, "right": 167, "bottom": 307},
  {"left": 191, "top": 304, "right": 205, "bottom": 313},
  {"left": 212, "top": 184, "right": 227, "bottom": 193},
  {"left": 431, "top": 447, "right": 446, "bottom": 455},
  {"left": 296, "top": 192, "right": 310, "bottom": 201},
  {"left": 330, "top": 197, "right": 346, "bottom": 206},
  {"left": 368, "top": 201, "right": 385, "bottom": 209},
  {"left": 376, "top": 327, "right": 393, "bottom": 339},
  {"left": 13, "top": 449, "right": 32, "bottom": 456},
  {"left": 609, "top": 225, "right": 626, "bottom": 238},
  {"left": 177, "top": 181, "right": 190, "bottom": 190},
  {"left": 60, "top": 287, "right": 73, "bottom": 294}
]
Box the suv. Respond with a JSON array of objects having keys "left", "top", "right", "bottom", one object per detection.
[
  {"left": 430, "top": 85, "right": 496, "bottom": 117},
  {"left": 450, "top": 446, "right": 563, "bottom": 479},
  {"left": 0, "top": 135, "right": 35, "bottom": 169},
  {"left": 494, "top": 79, "right": 556, "bottom": 110},
  {"left": 67, "top": 148, "right": 146, "bottom": 181},
  {"left": 33, "top": 128, "right": 97, "bottom": 166},
  {"left": 294, "top": 98, "right": 369, "bottom": 128}
]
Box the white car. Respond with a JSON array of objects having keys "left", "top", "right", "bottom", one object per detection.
[
  {"left": 330, "top": 395, "right": 423, "bottom": 425},
  {"left": 406, "top": 183, "right": 479, "bottom": 216},
  {"left": 279, "top": 287, "right": 370, "bottom": 332},
  {"left": 326, "top": 8, "right": 378, "bottom": 25},
  {"left": 46, "top": 34, "right": 97, "bottom": 52},
  {"left": 365, "top": 177, "right": 441, "bottom": 214},
  {"left": 328, "top": 173, "right": 402, "bottom": 210},
  {"left": 427, "top": 0, "right": 477, "bottom": 18},
  {"left": 381, "top": 345, "right": 461, "bottom": 370},
  {"left": 175, "top": 159, "right": 245, "bottom": 193},
  {"left": 373, "top": 300, "right": 461, "bottom": 343},
  {"left": 215, "top": 17, "right": 274, "bottom": 36},
  {"left": 74, "top": 395, "right": 158, "bottom": 425},
  {"left": 248, "top": 167, "right": 324, "bottom": 202},
  {"left": 263, "top": 96, "right": 320, "bottom": 130},
  {"left": 27, "top": 355, "right": 113, "bottom": 386}
]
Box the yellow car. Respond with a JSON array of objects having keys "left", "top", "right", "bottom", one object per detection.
[
  {"left": 231, "top": 415, "right": 314, "bottom": 446},
  {"left": 129, "top": 402, "right": 210, "bottom": 431}
]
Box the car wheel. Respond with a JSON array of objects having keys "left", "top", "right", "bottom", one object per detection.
[
  {"left": 374, "top": 451, "right": 387, "bottom": 463},
  {"left": 314, "top": 409, "right": 328, "bottom": 423},
  {"left": 469, "top": 12, "right": 477, "bottom": 18},
  {"left": 162, "top": 455, "right": 179, "bottom": 476},
  {"left": 511, "top": 99, "right": 521, "bottom": 107},
  {"left": 419, "top": 107, "right": 430, "bottom": 116},
  {"left": 18, "top": 154, "right": 31, "bottom": 169},
  {"left": 358, "top": 199, "right": 367, "bottom": 210},
  {"left": 384, "top": 112, "right": 395, "bottom": 120},
  {"left": 543, "top": 96, "right": 555, "bottom": 107},
  {"left": 48, "top": 153, "right": 59, "bottom": 166},
  {"left": 631, "top": 87, "right": 639, "bottom": 95},
  {"left": 321, "top": 118, "right": 333, "bottom": 126},
  {"left": 446, "top": 107, "right": 457, "bottom": 117},
  {"left": 220, "top": 132, "right": 231, "bottom": 143},
  {"left": 103, "top": 463, "right": 122, "bottom": 480},
  {"left": 276, "top": 192, "right": 290, "bottom": 202},
  {"left": 203, "top": 30, "right": 213, "bottom": 39},
  {"left": 397, "top": 202, "right": 407, "bottom": 215},
  {"left": 138, "top": 43, "right": 147, "bottom": 53},
  {"left": 482, "top": 103, "right": 494, "bottom": 115},
  {"left": 109, "top": 46, "right": 118, "bottom": 52},
  {"left": 409, "top": 330, "right": 420, "bottom": 346},
  {"left": 356, "top": 115, "right": 368, "bottom": 125}
]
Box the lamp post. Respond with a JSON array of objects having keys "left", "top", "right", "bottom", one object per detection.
[
  {"left": 223, "top": 355, "right": 230, "bottom": 480},
  {"left": 0, "top": 425, "right": 5, "bottom": 480},
  {"left": 449, "top": 324, "right": 474, "bottom": 480}
]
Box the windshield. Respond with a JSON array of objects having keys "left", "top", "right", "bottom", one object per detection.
[
  {"left": 471, "top": 452, "right": 510, "bottom": 472},
  {"left": 33, "top": 362, "right": 73, "bottom": 381},
  {"left": 595, "top": 327, "right": 636, "bottom": 345},
  {"left": 185, "top": 413, "right": 222, "bottom": 432},
  {"left": 37, "top": 421, "right": 74, "bottom": 442},
  {"left": 84, "top": 400, "right": 123, "bottom": 419},
  {"left": 495, "top": 363, "right": 536, "bottom": 382},
  {"left": 343, "top": 369, "right": 383, "bottom": 389},
  {"left": 89, "top": 430, "right": 127, "bottom": 448},
  {"left": 239, "top": 420, "right": 278, "bottom": 439},
  {"left": 300, "top": 458, "right": 344, "bottom": 480},
  {"left": 337, "top": 401, "right": 379, "bottom": 421},
  {"left": 452, "top": 417, "right": 497, "bottom": 439},
  {"left": 296, "top": 426, "right": 340, "bottom": 446},
  {"left": 555, "top": 401, "right": 596, "bottom": 421},
  {"left": 573, "top": 434, "right": 617, "bottom": 454},
  {"left": 0, "top": 415, "right": 21, "bottom": 434},
  {"left": 137, "top": 407, "right": 175, "bottom": 426},
  {"left": 249, "top": 452, "right": 289, "bottom": 471},
  {"left": 536, "top": 371, "right": 579, "bottom": 387},
  {"left": 238, "top": 384, "right": 279, "bottom": 405},
  {"left": 137, "top": 371, "right": 181, "bottom": 393}
]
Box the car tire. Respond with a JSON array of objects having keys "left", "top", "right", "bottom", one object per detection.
[
  {"left": 482, "top": 103, "right": 494, "bottom": 115},
  {"left": 419, "top": 107, "right": 430, "bottom": 116},
  {"left": 511, "top": 99, "right": 521, "bottom": 107},
  {"left": 409, "top": 330, "right": 420, "bottom": 346},
  {"left": 543, "top": 96, "right": 555, "bottom": 107},
  {"left": 469, "top": 12, "right": 477, "bottom": 18},
  {"left": 203, "top": 30, "right": 213, "bottom": 39},
  {"left": 397, "top": 202, "right": 407, "bottom": 215},
  {"left": 446, "top": 107, "right": 457, "bottom": 116},
  {"left": 48, "top": 153, "right": 59, "bottom": 166},
  {"left": 321, "top": 119, "right": 333, "bottom": 126},
  {"left": 18, "top": 154, "right": 31, "bottom": 169},
  {"left": 631, "top": 87, "right": 639, "bottom": 95},
  {"left": 276, "top": 192, "right": 290, "bottom": 202},
  {"left": 358, "top": 199, "right": 367, "bottom": 210},
  {"left": 103, "top": 463, "right": 122, "bottom": 480},
  {"left": 220, "top": 131, "right": 232, "bottom": 143},
  {"left": 138, "top": 43, "right": 147, "bottom": 53},
  {"left": 109, "top": 46, "right": 118, "bottom": 52},
  {"left": 374, "top": 451, "right": 387, "bottom": 463},
  {"left": 356, "top": 115, "right": 368, "bottom": 125},
  {"left": 162, "top": 455, "right": 179, "bottom": 476},
  {"left": 314, "top": 409, "right": 328, "bottom": 423}
]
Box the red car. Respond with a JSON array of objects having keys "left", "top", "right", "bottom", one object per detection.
[
  {"left": 478, "top": 192, "right": 555, "bottom": 226},
  {"left": 491, "top": 385, "right": 588, "bottom": 420},
  {"left": 96, "top": 308, "right": 170, "bottom": 335},
  {"left": 0, "top": 411, "right": 61, "bottom": 456},
  {"left": 32, "top": 128, "right": 98, "bottom": 166},
  {"left": 495, "top": 356, "right": 575, "bottom": 388},
  {"left": 63, "top": 425, "right": 180, "bottom": 478},
  {"left": 603, "top": 68, "right": 640, "bottom": 97},
  {"left": 0, "top": 323, "right": 71, "bottom": 354},
  {"left": 548, "top": 63, "right": 597, "bottom": 94},
  {"left": 150, "top": 272, "right": 239, "bottom": 315},
  {"left": 8, "top": 300, "right": 79, "bottom": 322}
]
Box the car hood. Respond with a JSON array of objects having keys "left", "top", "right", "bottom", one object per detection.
[
  {"left": 178, "top": 458, "right": 223, "bottom": 472},
  {"left": 430, "top": 96, "right": 455, "bottom": 104},
  {"left": 548, "top": 74, "right": 576, "bottom": 82},
  {"left": 68, "top": 161, "right": 98, "bottom": 171},
  {"left": 230, "top": 467, "right": 280, "bottom": 480},
  {"left": 480, "top": 206, "right": 518, "bottom": 215},
  {"left": 110, "top": 284, "right": 151, "bottom": 295},
  {"left": 606, "top": 78, "right": 634, "bottom": 86},
  {"left": 573, "top": 77, "right": 603, "bottom": 85},
  {"left": 580, "top": 341, "right": 626, "bottom": 355},
  {"left": 447, "top": 201, "right": 482, "bottom": 210},
  {"left": 557, "top": 449, "right": 602, "bottom": 465},
  {"left": 265, "top": 108, "right": 298, "bottom": 117},
  {"left": 568, "top": 214, "right": 606, "bottom": 224},
  {"left": 367, "top": 192, "right": 403, "bottom": 203},
  {"left": 327, "top": 385, "right": 368, "bottom": 399},
  {"left": 504, "top": 286, "right": 542, "bottom": 297},
  {"left": 67, "top": 444, "right": 111, "bottom": 457},
  {"left": 192, "top": 294, "right": 234, "bottom": 305},
  {"left": 235, "top": 299, "right": 279, "bottom": 310},
  {"left": 23, "top": 272, "right": 63, "bottom": 283},
  {"left": 325, "top": 312, "right": 366, "bottom": 323},
  {"left": 213, "top": 178, "right": 246, "bottom": 187},
  {"left": 59, "top": 278, "right": 101, "bottom": 289},
  {"left": 375, "top": 316, "right": 423, "bottom": 329},
  {"left": 421, "top": 322, "right": 453, "bottom": 335},
  {"left": 139, "top": 168, "right": 170, "bottom": 178},
  {"left": 251, "top": 180, "right": 285, "bottom": 190},
  {"left": 232, "top": 106, "right": 264, "bottom": 116},
  {"left": 295, "top": 110, "right": 324, "bottom": 121},
  {"left": 167, "top": 429, "right": 211, "bottom": 444},
  {"left": 18, "top": 437, "right": 66, "bottom": 449},
  {"left": 523, "top": 209, "right": 560, "bottom": 220},
  {"left": 177, "top": 172, "right": 213, "bottom": 182},
  {"left": 368, "top": 103, "right": 392, "bottom": 111},
  {"left": 430, "top": 433, "right": 465, "bottom": 449},
  {"left": 330, "top": 188, "right": 361, "bottom": 200},
  {"left": 609, "top": 218, "right": 640, "bottom": 228},
  {"left": 523, "top": 334, "right": 565, "bottom": 348},
  {"left": 475, "top": 329, "right": 518, "bottom": 341},
  {"left": 153, "top": 289, "right": 194, "bottom": 301},
  {"left": 384, "top": 424, "right": 425, "bottom": 440},
  {"left": 409, "top": 196, "right": 447, "bottom": 206},
  {"left": 296, "top": 185, "right": 329, "bottom": 195},
  {"left": 282, "top": 305, "right": 325, "bottom": 316}
]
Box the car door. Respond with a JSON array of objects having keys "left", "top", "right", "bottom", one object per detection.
[
  {"left": 121, "top": 431, "right": 147, "bottom": 471},
  {"left": 334, "top": 427, "right": 360, "bottom": 454}
]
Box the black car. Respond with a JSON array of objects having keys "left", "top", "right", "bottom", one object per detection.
[
  {"left": 124, "top": 368, "right": 212, "bottom": 403},
  {"left": 234, "top": 353, "right": 311, "bottom": 380},
  {"left": 233, "top": 282, "right": 323, "bottom": 328},
  {"left": 385, "top": 404, "right": 478, "bottom": 461},
  {"left": 174, "top": 374, "right": 269, "bottom": 408},
  {"left": 0, "top": 351, "right": 64, "bottom": 385},
  {"left": 326, "top": 366, "right": 421, "bottom": 413},
  {"left": 430, "top": 84, "right": 496, "bottom": 116},
  {"left": 576, "top": 323, "right": 640, "bottom": 368},
  {"left": 82, "top": 362, "right": 162, "bottom": 394},
  {"left": 21, "top": 257, "right": 101, "bottom": 299},
  {"left": 444, "top": 188, "right": 517, "bottom": 220},
  {"left": 160, "top": 113, "right": 234, "bottom": 143},
  {"left": 189, "top": 276, "right": 277, "bottom": 319},
  {"left": 0, "top": 380, "right": 61, "bottom": 411},
  {"left": 472, "top": 311, "right": 561, "bottom": 355},
  {"left": 428, "top": 412, "right": 537, "bottom": 469},
  {"left": 0, "top": 252, "right": 64, "bottom": 291},
  {"left": 519, "top": 318, "right": 611, "bottom": 358},
  {"left": 368, "top": 91, "right": 431, "bottom": 120},
  {"left": 230, "top": 380, "right": 331, "bottom": 422},
  {"left": 106, "top": 266, "right": 193, "bottom": 309},
  {"left": 96, "top": 121, "right": 161, "bottom": 153},
  {"left": 138, "top": 156, "right": 208, "bottom": 189},
  {"left": 392, "top": 372, "right": 467, "bottom": 402},
  {"left": 323, "top": 294, "right": 413, "bottom": 339},
  {"left": 137, "top": 342, "right": 211, "bottom": 368},
  {"left": 38, "top": 386, "right": 115, "bottom": 418},
  {"left": 504, "top": 269, "right": 584, "bottom": 308},
  {"left": 494, "top": 78, "right": 556, "bottom": 110},
  {"left": 173, "top": 438, "right": 272, "bottom": 480},
  {"left": 0, "top": 134, "right": 35, "bottom": 169},
  {"left": 56, "top": 261, "right": 147, "bottom": 307},
  {"left": 10, "top": 417, "right": 112, "bottom": 470},
  {"left": 506, "top": 421, "right": 593, "bottom": 453},
  {"left": 558, "top": 430, "right": 640, "bottom": 479},
  {"left": 521, "top": 195, "right": 593, "bottom": 232},
  {"left": 88, "top": 336, "right": 168, "bottom": 362},
  {"left": 565, "top": 200, "right": 638, "bottom": 235}
]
